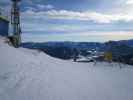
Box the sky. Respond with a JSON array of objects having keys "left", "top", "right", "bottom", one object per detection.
[{"left": 0, "top": 0, "right": 133, "bottom": 42}]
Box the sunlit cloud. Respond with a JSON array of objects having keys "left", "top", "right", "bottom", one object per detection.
[
  {"left": 22, "top": 8, "right": 133, "bottom": 24},
  {"left": 36, "top": 4, "right": 54, "bottom": 10},
  {"left": 126, "top": 0, "right": 133, "bottom": 4},
  {"left": 22, "top": 31, "right": 133, "bottom": 42}
]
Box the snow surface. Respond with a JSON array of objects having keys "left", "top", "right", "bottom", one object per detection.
[{"left": 0, "top": 37, "right": 133, "bottom": 100}]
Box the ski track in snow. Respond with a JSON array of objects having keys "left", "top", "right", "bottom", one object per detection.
[{"left": 0, "top": 37, "right": 133, "bottom": 100}]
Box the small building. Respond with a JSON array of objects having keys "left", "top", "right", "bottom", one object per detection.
[{"left": 0, "top": 15, "right": 9, "bottom": 36}]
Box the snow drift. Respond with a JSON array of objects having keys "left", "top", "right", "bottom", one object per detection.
[{"left": 0, "top": 37, "right": 133, "bottom": 100}]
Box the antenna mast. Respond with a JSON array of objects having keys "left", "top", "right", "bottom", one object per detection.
[{"left": 11, "top": 0, "right": 21, "bottom": 47}]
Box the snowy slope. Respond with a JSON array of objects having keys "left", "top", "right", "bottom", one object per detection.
[{"left": 0, "top": 37, "right": 133, "bottom": 100}]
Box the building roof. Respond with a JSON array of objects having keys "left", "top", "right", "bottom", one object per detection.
[{"left": 0, "top": 15, "right": 9, "bottom": 22}]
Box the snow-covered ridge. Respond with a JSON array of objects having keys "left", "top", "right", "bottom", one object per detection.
[{"left": 0, "top": 37, "right": 133, "bottom": 100}]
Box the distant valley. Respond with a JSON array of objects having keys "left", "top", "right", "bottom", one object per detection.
[{"left": 21, "top": 39, "right": 133, "bottom": 65}]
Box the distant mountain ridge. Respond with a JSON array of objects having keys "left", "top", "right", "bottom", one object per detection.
[
  {"left": 21, "top": 41, "right": 104, "bottom": 50},
  {"left": 21, "top": 39, "right": 133, "bottom": 51}
]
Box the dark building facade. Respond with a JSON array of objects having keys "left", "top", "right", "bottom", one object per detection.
[{"left": 0, "top": 16, "right": 9, "bottom": 36}]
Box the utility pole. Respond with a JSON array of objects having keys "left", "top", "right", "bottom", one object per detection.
[{"left": 10, "top": 0, "right": 21, "bottom": 47}]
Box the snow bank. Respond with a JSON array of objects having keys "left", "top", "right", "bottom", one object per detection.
[{"left": 0, "top": 37, "right": 133, "bottom": 100}]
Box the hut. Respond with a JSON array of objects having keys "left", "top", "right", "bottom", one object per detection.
[{"left": 0, "top": 15, "right": 9, "bottom": 36}]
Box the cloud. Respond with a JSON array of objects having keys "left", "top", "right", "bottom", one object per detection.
[
  {"left": 22, "top": 31, "right": 133, "bottom": 42},
  {"left": 36, "top": 4, "right": 54, "bottom": 10},
  {"left": 19, "top": 0, "right": 133, "bottom": 42},
  {"left": 0, "top": 0, "right": 10, "bottom": 5},
  {"left": 22, "top": 9, "right": 133, "bottom": 24},
  {"left": 1, "top": 0, "right": 133, "bottom": 24},
  {"left": 126, "top": 0, "right": 133, "bottom": 4},
  {"left": 0, "top": 0, "right": 11, "bottom": 13}
]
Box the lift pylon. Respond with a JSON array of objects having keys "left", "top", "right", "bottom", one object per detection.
[{"left": 10, "top": 0, "right": 21, "bottom": 47}]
